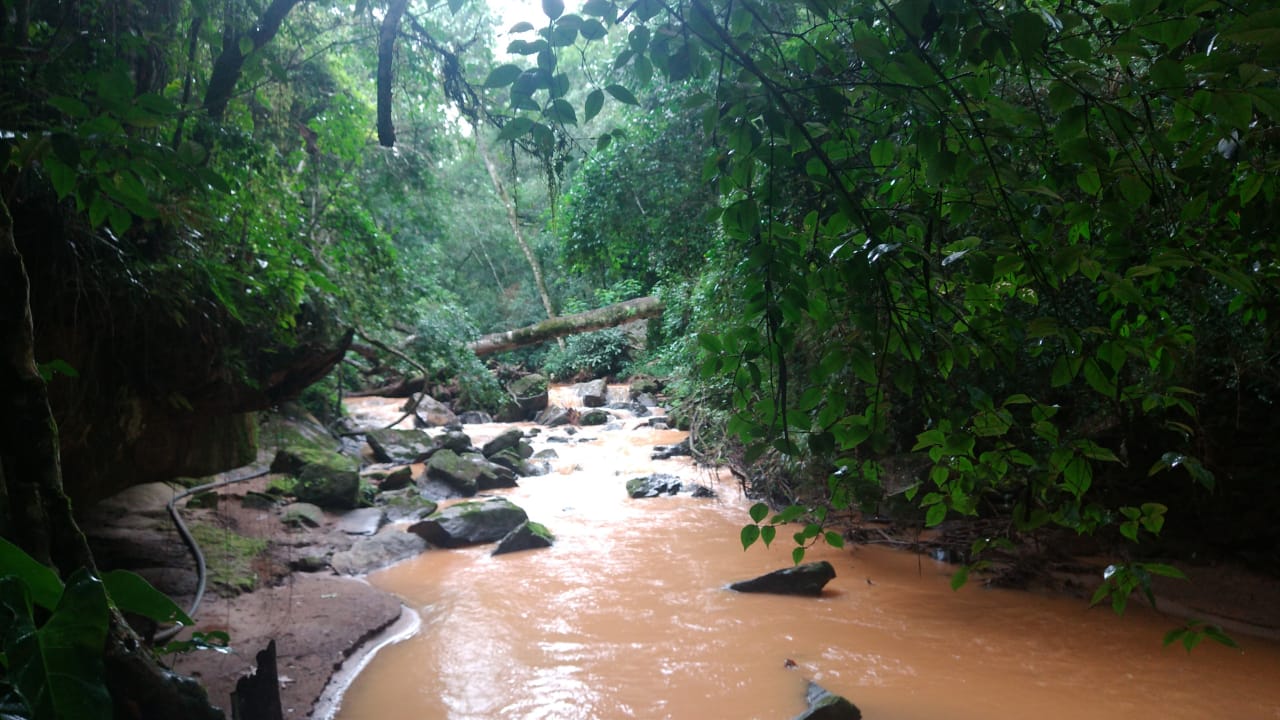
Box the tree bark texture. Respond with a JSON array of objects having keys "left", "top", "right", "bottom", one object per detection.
[
  {"left": 376, "top": 0, "right": 410, "bottom": 147},
  {"left": 469, "top": 296, "right": 663, "bottom": 357}
]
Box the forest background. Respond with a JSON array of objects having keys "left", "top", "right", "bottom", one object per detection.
[{"left": 1, "top": 0, "right": 1278, "bottom": 716}]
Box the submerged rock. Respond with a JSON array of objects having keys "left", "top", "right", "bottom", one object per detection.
[
  {"left": 408, "top": 497, "right": 529, "bottom": 548},
  {"left": 794, "top": 681, "right": 861, "bottom": 720},
  {"left": 626, "top": 474, "right": 683, "bottom": 498},
  {"left": 729, "top": 561, "right": 836, "bottom": 597},
  {"left": 492, "top": 520, "right": 555, "bottom": 556}
]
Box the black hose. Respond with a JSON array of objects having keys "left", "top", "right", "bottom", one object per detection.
[{"left": 153, "top": 465, "right": 271, "bottom": 644}]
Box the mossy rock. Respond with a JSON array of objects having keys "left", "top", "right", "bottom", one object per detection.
[
  {"left": 580, "top": 409, "right": 610, "bottom": 426},
  {"left": 295, "top": 461, "right": 360, "bottom": 510},
  {"left": 492, "top": 520, "right": 555, "bottom": 556},
  {"left": 408, "top": 497, "right": 529, "bottom": 548}
]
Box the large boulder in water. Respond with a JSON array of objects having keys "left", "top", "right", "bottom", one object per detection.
[
  {"left": 408, "top": 498, "right": 529, "bottom": 548},
  {"left": 626, "top": 474, "right": 682, "bottom": 498},
  {"left": 729, "top": 561, "right": 836, "bottom": 597},
  {"left": 576, "top": 378, "right": 608, "bottom": 407},
  {"left": 330, "top": 528, "right": 429, "bottom": 575},
  {"left": 425, "top": 449, "right": 516, "bottom": 497},
  {"left": 492, "top": 520, "right": 555, "bottom": 556},
  {"left": 794, "top": 681, "right": 861, "bottom": 720},
  {"left": 402, "top": 393, "right": 457, "bottom": 428}
]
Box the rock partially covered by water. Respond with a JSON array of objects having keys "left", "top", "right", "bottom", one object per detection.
[
  {"left": 492, "top": 520, "right": 555, "bottom": 556},
  {"left": 404, "top": 393, "right": 458, "bottom": 428},
  {"left": 482, "top": 428, "right": 525, "bottom": 457},
  {"left": 794, "top": 681, "right": 861, "bottom": 720},
  {"left": 580, "top": 408, "right": 610, "bottom": 426},
  {"left": 425, "top": 449, "right": 515, "bottom": 496},
  {"left": 626, "top": 474, "right": 683, "bottom": 498},
  {"left": 651, "top": 437, "right": 691, "bottom": 460},
  {"left": 497, "top": 374, "right": 549, "bottom": 421},
  {"left": 729, "top": 561, "right": 836, "bottom": 597},
  {"left": 535, "top": 406, "right": 572, "bottom": 427},
  {"left": 577, "top": 378, "right": 608, "bottom": 407},
  {"left": 408, "top": 498, "right": 529, "bottom": 548},
  {"left": 458, "top": 410, "right": 493, "bottom": 424}
]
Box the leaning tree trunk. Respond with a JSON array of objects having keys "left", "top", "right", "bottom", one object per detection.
[
  {"left": 0, "top": 197, "right": 225, "bottom": 720},
  {"left": 469, "top": 295, "right": 663, "bottom": 357},
  {"left": 477, "top": 139, "right": 558, "bottom": 324}
]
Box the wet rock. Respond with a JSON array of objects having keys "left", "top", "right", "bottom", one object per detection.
[
  {"left": 365, "top": 428, "right": 435, "bottom": 464},
  {"left": 294, "top": 462, "right": 360, "bottom": 510},
  {"left": 436, "top": 430, "right": 475, "bottom": 455},
  {"left": 377, "top": 466, "right": 414, "bottom": 492},
  {"left": 651, "top": 437, "right": 692, "bottom": 460},
  {"left": 425, "top": 449, "right": 481, "bottom": 496},
  {"left": 477, "top": 459, "right": 520, "bottom": 490},
  {"left": 408, "top": 497, "right": 529, "bottom": 548},
  {"left": 403, "top": 393, "right": 458, "bottom": 428},
  {"left": 581, "top": 408, "right": 610, "bottom": 426},
  {"left": 535, "top": 406, "right": 572, "bottom": 427},
  {"left": 517, "top": 440, "right": 535, "bottom": 459},
  {"left": 488, "top": 447, "right": 531, "bottom": 476},
  {"left": 281, "top": 502, "right": 325, "bottom": 528},
  {"left": 689, "top": 484, "right": 717, "bottom": 499},
  {"left": 634, "top": 392, "right": 658, "bottom": 408},
  {"left": 482, "top": 428, "right": 525, "bottom": 457},
  {"left": 492, "top": 521, "right": 555, "bottom": 556},
  {"left": 374, "top": 488, "right": 438, "bottom": 522},
  {"left": 794, "top": 681, "right": 861, "bottom": 720},
  {"left": 497, "top": 374, "right": 549, "bottom": 421},
  {"left": 336, "top": 507, "right": 386, "bottom": 535},
  {"left": 577, "top": 378, "right": 608, "bottom": 407},
  {"left": 729, "top": 561, "right": 836, "bottom": 597},
  {"left": 458, "top": 410, "right": 494, "bottom": 424},
  {"left": 533, "top": 448, "right": 559, "bottom": 459},
  {"left": 626, "top": 474, "right": 683, "bottom": 498},
  {"left": 330, "top": 528, "right": 429, "bottom": 575},
  {"left": 629, "top": 376, "right": 662, "bottom": 397}
]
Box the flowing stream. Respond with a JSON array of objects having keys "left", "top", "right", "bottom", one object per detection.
[{"left": 334, "top": 389, "right": 1280, "bottom": 720}]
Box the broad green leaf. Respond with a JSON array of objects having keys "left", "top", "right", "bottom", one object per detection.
[
  {"left": 484, "top": 64, "right": 523, "bottom": 88},
  {"left": 102, "top": 570, "right": 193, "bottom": 626},
  {"left": 584, "top": 89, "right": 604, "bottom": 123},
  {"left": 950, "top": 565, "right": 969, "bottom": 590},
  {"left": 748, "top": 502, "right": 769, "bottom": 523},
  {"left": 791, "top": 547, "right": 806, "bottom": 565},
  {"left": 0, "top": 538, "right": 62, "bottom": 610},
  {"left": 605, "top": 84, "right": 638, "bottom": 105},
  {"left": 740, "top": 524, "right": 760, "bottom": 550},
  {"left": 542, "top": 0, "right": 565, "bottom": 21},
  {"left": 925, "top": 503, "right": 947, "bottom": 527}
]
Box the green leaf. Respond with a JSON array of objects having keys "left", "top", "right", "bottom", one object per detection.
[
  {"left": 584, "top": 89, "right": 604, "bottom": 123},
  {"left": 0, "top": 538, "right": 63, "bottom": 610},
  {"left": 102, "top": 570, "right": 193, "bottom": 627},
  {"left": 791, "top": 547, "right": 806, "bottom": 565},
  {"left": 824, "top": 530, "right": 844, "bottom": 549},
  {"left": 740, "top": 524, "right": 760, "bottom": 550},
  {"left": 581, "top": 18, "right": 607, "bottom": 40},
  {"left": 605, "top": 84, "right": 639, "bottom": 105},
  {"left": 950, "top": 565, "right": 969, "bottom": 590},
  {"left": 1142, "top": 563, "right": 1186, "bottom": 580},
  {"left": 925, "top": 503, "right": 947, "bottom": 527},
  {"left": 542, "top": 0, "right": 565, "bottom": 21},
  {"left": 761, "top": 525, "right": 776, "bottom": 548},
  {"left": 748, "top": 502, "right": 769, "bottom": 523},
  {"left": 484, "top": 64, "right": 523, "bottom": 88}
]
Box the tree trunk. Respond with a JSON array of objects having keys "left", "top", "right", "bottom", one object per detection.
[
  {"left": 376, "top": 0, "right": 410, "bottom": 147},
  {"left": 469, "top": 296, "right": 663, "bottom": 357},
  {"left": 0, "top": 197, "right": 225, "bottom": 719},
  {"left": 203, "top": 0, "right": 305, "bottom": 120},
  {"left": 476, "top": 139, "right": 558, "bottom": 323}
]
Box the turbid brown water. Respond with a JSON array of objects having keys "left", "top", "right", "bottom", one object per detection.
[{"left": 333, "top": 391, "right": 1280, "bottom": 719}]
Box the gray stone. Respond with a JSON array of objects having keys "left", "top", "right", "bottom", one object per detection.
[
  {"left": 436, "top": 430, "right": 475, "bottom": 454},
  {"left": 634, "top": 392, "right": 658, "bottom": 408},
  {"left": 364, "top": 428, "right": 435, "bottom": 464},
  {"left": 794, "top": 681, "right": 861, "bottom": 720},
  {"left": 281, "top": 502, "right": 325, "bottom": 528},
  {"left": 580, "top": 408, "right": 610, "bottom": 426},
  {"left": 492, "top": 521, "right": 555, "bottom": 556},
  {"left": 330, "top": 530, "right": 429, "bottom": 575},
  {"left": 689, "top": 484, "right": 717, "bottom": 499},
  {"left": 535, "top": 406, "right": 572, "bottom": 427},
  {"left": 408, "top": 498, "right": 529, "bottom": 548},
  {"left": 533, "top": 448, "right": 559, "bottom": 459},
  {"left": 425, "top": 449, "right": 481, "bottom": 496},
  {"left": 516, "top": 440, "right": 534, "bottom": 459},
  {"left": 629, "top": 376, "right": 662, "bottom": 397},
  {"left": 482, "top": 428, "right": 525, "bottom": 457},
  {"left": 651, "top": 437, "right": 692, "bottom": 459},
  {"left": 404, "top": 393, "right": 457, "bottom": 428},
  {"left": 458, "top": 410, "right": 493, "bottom": 424},
  {"left": 336, "top": 507, "right": 386, "bottom": 535},
  {"left": 294, "top": 462, "right": 360, "bottom": 510},
  {"left": 626, "top": 474, "right": 682, "bottom": 498},
  {"left": 374, "top": 488, "right": 438, "bottom": 522},
  {"left": 729, "top": 561, "right": 836, "bottom": 597},
  {"left": 576, "top": 378, "right": 608, "bottom": 407}
]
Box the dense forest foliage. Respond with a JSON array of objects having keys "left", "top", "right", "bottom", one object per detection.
[{"left": 2, "top": 0, "right": 1279, "bottom": 714}]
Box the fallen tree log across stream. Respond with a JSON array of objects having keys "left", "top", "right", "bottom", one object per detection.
[{"left": 468, "top": 295, "right": 663, "bottom": 357}]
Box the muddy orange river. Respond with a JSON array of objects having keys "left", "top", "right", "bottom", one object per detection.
[{"left": 334, "top": 392, "right": 1280, "bottom": 719}]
